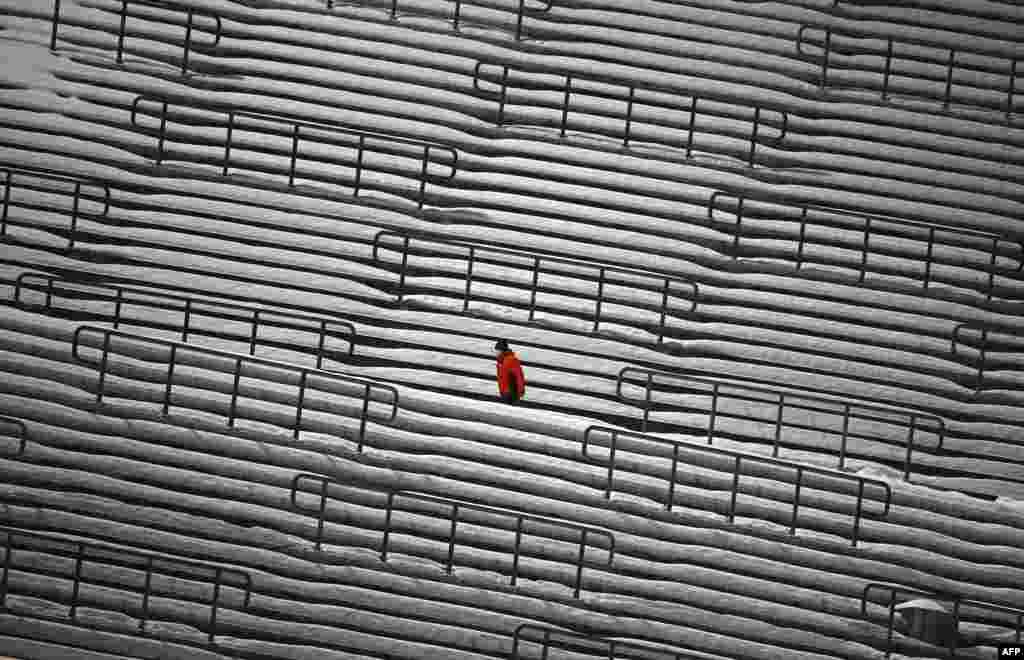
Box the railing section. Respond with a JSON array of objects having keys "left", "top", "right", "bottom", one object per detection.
[
  {"left": 51, "top": 0, "right": 221, "bottom": 75},
  {"left": 511, "top": 624, "right": 710, "bottom": 660},
  {"left": 474, "top": 60, "right": 787, "bottom": 164},
  {"left": 130, "top": 96, "right": 458, "bottom": 208},
  {"left": 0, "top": 526, "right": 251, "bottom": 643},
  {"left": 708, "top": 192, "right": 1023, "bottom": 301},
  {"left": 616, "top": 367, "right": 945, "bottom": 481},
  {"left": 325, "top": 0, "right": 552, "bottom": 40},
  {"left": 15, "top": 272, "right": 357, "bottom": 368},
  {"left": 581, "top": 425, "right": 891, "bottom": 546},
  {"left": 862, "top": 583, "right": 1024, "bottom": 658},
  {"left": 71, "top": 326, "right": 396, "bottom": 450},
  {"left": 372, "top": 231, "right": 698, "bottom": 343},
  {"left": 951, "top": 322, "right": 1023, "bottom": 393},
  {"left": 0, "top": 166, "right": 110, "bottom": 253},
  {"left": 0, "top": 416, "right": 27, "bottom": 457},
  {"left": 290, "top": 473, "right": 614, "bottom": 598}
]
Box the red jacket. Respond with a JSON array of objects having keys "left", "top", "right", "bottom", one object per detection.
[{"left": 496, "top": 351, "right": 526, "bottom": 399}]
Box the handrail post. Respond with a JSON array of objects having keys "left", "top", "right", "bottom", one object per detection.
[
  {"left": 728, "top": 455, "right": 741, "bottom": 522},
  {"left": 497, "top": 65, "right": 509, "bottom": 127},
  {"left": 510, "top": 515, "right": 523, "bottom": 586},
  {"left": 68, "top": 542, "right": 86, "bottom": 621},
  {"left": 903, "top": 415, "right": 916, "bottom": 481},
  {"left": 666, "top": 442, "right": 680, "bottom": 511},
  {"left": 163, "top": 344, "right": 177, "bottom": 415},
  {"left": 50, "top": 0, "right": 62, "bottom": 51},
  {"left": 772, "top": 392, "right": 785, "bottom": 457},
  {"left": 604, "top": 430, "right": 617, "bottom": 500},
  {"left": 353, "top": 135, "right": 365, "bottom": 197},
  {"left": 732, "top": 197, "right": 744, "bottom": 256},
  {"left": 418, "top": 146, "right": 430, "bottom": 209},
  {"left": 181, "top": 10, "right": 194, "bottom": 75},
  {"left": 95, "top": 331, "right": 113, "bottom": 407},
  {"left": 113, "top": 286, "right": 124, "bottom": 329},
  {"left": 394, "top": 235, "right": 410, "bottom": 306},
  {"left": 222, "top": 111, "right": 234, "bottom": 176},
  {"left": 1, "top": 170, "right": 12, "bottom": 237},
  {"left": 943, "top": 48, "right": 956, "bottom": 110},
  {"left": 748, "top": 107, "right": 761, "bottom": 167},
  {"left": 922, "top": 227, "right": 936, "bottom": 290},
  {"left": 881, "top": 38, "right": 894, "bottom": 100},
  {"left": 976, "top": 328, "right": 988, "bottom": 389},
  {"left": 116, "top": 0, "right": 128, "bottom": 63},
  {"left": 685, "top": 97, "right": 698, "bottom": 158},
  {"left": 573, "top": 528, "right": 587, "bottom": 598},
  {"left": 707, "top": 382, "right": 719, "bottom": 445},
  {"left": 208, "top": 567, "right": 222, "bottom": 643},
  {"left": 181, "top": 298, "right": 192, "bottom": 342},
  {"left": 316, "top": 319, "right": 328, "bottom": 369},
  {"left": 249, "top": 309, "right": 260, "bottom": 356},
  {"left": 156, "top": 101, "right": 169, "bottom": 166},
  {"left": 1008, "top": 57, "right": 1019, "bottom": 118},
  {"left": 67, "top": 182, "right": 81, "bottom": 252},
  {"left": 527, "top": 256, "right": 540, "bottom": 322},
  {"left": 0, "top": 531, "right": 11, "bottom": 609},
  {"left": 657, "top": 278, "right": 671, "bottom": 344},
  {"left": 463, "top": 246, "right": 475, "bottom": 312},
  {"left": 560, "top": 75, "right": 572, "bottom": 137},
  {"left": 641, "top": 371, "right": 653, "bottom": 433},
  {"left": 227, "top": 357, "right": 243, "bottom": 427},
  {"left": 839, "top": 403, "right": 851, "bottom": 469},
  {"left": 820, "top": 28, "right": 832, "bottom": 88},
  {"left": 623, "top": 85, "right": 635, "bottom": 147},
  {"left": 139, "top": 555, "right": 153, "bottom": 631},
  {"left": 288, "top": 124, "right": 301, "bottom": 187},
  {"left": 948, "top": 598, "right": 960, "bottom": 657},
  {"left": 515, "top": 0, "right": 526, "bottom": 41},
  {"left": 859, "top": 217, "right": 872, "bottom": 282},
  {"left": 593, "top": 267, "right": 605, "bottom": 334},
  {"left": 293, "top": 371, "right": 308, "bottom": 439},
  {"left": 851, "top": 478, "right": 865, "bottom": 547},
  {"left": 315, "top": 477, "right": 328, "bottom": 551},
  {"left": 452, "top": 0, "right": 462, "bottom": 30},
  {"left": 380, "top": 491, "right": 395, "bottom": 561},
  {"left": 796, "top": 206, "right": 808, "bottom": 269},
  {"left": 357, "top": 383, "right": 372, "bottom": 452},
  {"left": 986, "top": 237, "right": 998, "bottom": 305},
  {"left": 446, "top": 504, "right": 459, "bottom": 574},
  {"left": 790, "top": 466, "right": 803, "bottom": 535}
]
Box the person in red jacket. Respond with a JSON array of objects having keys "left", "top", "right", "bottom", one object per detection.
[{"left": 494, "top": 339, "right": 526, "bottom": 404}]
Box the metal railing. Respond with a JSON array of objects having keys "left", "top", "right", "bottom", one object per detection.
[
  {"left": 862, "top": 583, "right": 1024, "bottom": 658},
  {"left": 14, "top": 272, "right": 357, "bottom": 368},
  {"left": 50, "top": 0, "right": 221, "bottom": 75},
  {"left": 0, "top": 416, "right": 27, "bottom": 457},
  {"left": 0, "top": 526, "right": 252, "bottom": 643},
  {"left": 372, "top": 231, "right": 698, "bottom": 343},
  {"left": 796, "top": 24, "right": 1021, "bottom": 117},
  {"left": 951, "top": 323, "right": 1023, "bottom": 393},
  {"left": 71, "top": 326, "right": 397, "bottom": 450},
  {"left": 290, "top": 474, "right": 614, "bottom": 598},
  {"left": 581, "top": 425, "right": 891, "bottom": 546},
  {"left": 325, "top": 0, "right": 552, "bottom": 40},
  {"left": 129, "top": 96, "right": 458, "bottom": 209},
  {"left": 707, "top": 191, "right": 1024, "bottom": 301},
  {"left": 473, "top": 60, "right": 788, "bottom": 165},
  {"left": 511, "top": 624, "right": 708, "bottom": 659},
  {"left": 616, "top": 367, "right": 945, "bottom": 481},
  {"left": 0, "top": 166, "right": 110, "bottom": 253}
]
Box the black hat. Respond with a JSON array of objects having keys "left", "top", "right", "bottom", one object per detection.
[{"left": 494, "top": 339, "right": 509, "bottom": 351}]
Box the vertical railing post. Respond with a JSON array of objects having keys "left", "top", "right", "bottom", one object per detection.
[
  {"left": 163, "top": 344, "right": 177, "bottom": 415},
  {"left": 573, "top": 529, "right": 587, "bottom": 598},
  {"left": 497, "top": 66, "right": 509, "bottom": 127},
  {"left": 728, "top": 455, "right": 741, "bottom": 522},
  {"left": 772, "top": 393, "right": 785, "bottom": 457},
  {"left": 68, "top": 542, "right": 86, "bottom": 621},
  {"left": 222, "top": 111, "right": 234, "bottom": 176},
  {"left": 156, "top": 101, "right": 169, "bottom": 166},
  {"left": 707, "top": 383, "right": 719, "bottom": 445},
  {"left": 314, "top": 477, "right": 328, "bottom": 551},
  {"left": 390, "top": 0, "right": 397, "bottom": 19},
  {"left": 796, "top": 206, "right": 808, "bottom": 269},
  {"left": 446, "top": 504, "right": 459, "bottom": 575},
  {"left": 948, "top": 598, "right": 960, "bottom": 657},
  {"left": 903, "top": 416, "right": 916, "bottom": 481},
  {"left": 181, "top": 10, "right": 194, "bottom": 75},
  {"left": 859, "top": 217, "right": 872, "bottom": 282},
  {"left": 288, "top": 125, "right": 301, "bottom": 187},
  {"left": 0, "top": 170, "right": 11, "bottom": 237},
  {"left": 116, "top": 0, "right": 129, "bottom": 63},
  {"left": 986, "top": 237, "right": 998, "bottom": 304},
  {"left": 380, "top": 492, "right": 395, "bottom": 561},
  {"left": 418, "top": 146, "right": 430, "bottom": 209},
  {"left": 249, "top": 310, "right": 260, "bottom": 356},
  {"left": 593, "top": 268, "right": 605, "bottom": 334},
  {"left": 515, "top": 0, "right": 527, "bottom": 41},
  {"left": 357, "top": 383, "right": 371, "bottom": 453},
  {"left": 943, "top": 48, "right": 956, "bottom": 109},
  {"left": 293, "top": 371, "right": 308, "bottom": 439},
  {"left": 227, "top": 357, "right": 243, "bottom": 427},
  {"left": 353, "top": 135, "right": 366, "bottom": 198},
  {"left": 748, "top": 107, "right": 761, "bottom": 167},
  {"left": 976, "top": 327, "right": 988, "bottom": 389},
  {"left": 685, "top": 97, "right": 698, "bottom": 158},
  {"left": 46, "top": 276, "right": 55, "bottom": 310},
  {"left": 623, "top": 85, "right": 636, "bottom": 147},
  {"left": 732, "top": 197, "right": 745, "bottom": 255},
  {"left": 884, "top": 592, "right": 897, "bottom": 659},
  {"left": 657, "top": 277, "right": 670, "bottom": 345},
  {"left": 95, "top": 331, "right": 113, "bottom": 407},
  {"left": 527, "top": 256, "right": 541, "bottom": 322},
  {"left": 396, "top": 235, "right": 410, "bottom": 306},
  {"left": 820, "top": 28, "right": 832, "bottom": 88},
  {"left": 839, "top": 403, "right": 851, "bottom": 469},
  {"left": 67, "top": 182, "right": 81, "bottom": 252},
  {"left": 316, "top": 320, "right": 329, "bottom": 370},
  {"left": 181, "top": 299, "right": 192, "bottom": 342},
  {"left": 851, "top": 478, "right": 865, "bottom": 547},
  {"left": 50, "top": 0, "right": 62, "bottom": 51},
  {"left": 641, "top": 372, "right": 653, "bottom": 433},
  {"left": 790, "top": 467, "right": 803, "bottom": 535},
  {"left": 881, "top": 38, "right": 894, "bottom": 100},
  {"left": 462, "top": 247, "right": 475, "bottom": 312},
  {"left": 0, "top": 532, "right": 12, "bottom": 609},
  {"left": 604, "top": 430, "right": 617, "bottom": 500},
  {"left": 559, "top": 75, "right": 572, "bottom": 137},
  {"left": 922, "top": 227, "right": 936, "bottom": 290},
  {"left": 139, "top": 555, "right": 153, "bottom": 631},
  {"left": 541, "top": 629, "right": 551, "bottom": 660},
  {"left": 1008, "top": 57, "right": 1019, "bottom": 117},
  {"left": 208, "top": 567, "right": 222, "bottom": 643},
  {"left": 452, "top": 0, "right": 462, "bottom": 30},
  {"left": 510, "top": 515, "right": 523, "bottom": 586},
  {"left": 112, "top": 286, "right": 124, "bottom": 329},
  {"left": 665, "top": 442, "right": 680, "bottom": 511}
]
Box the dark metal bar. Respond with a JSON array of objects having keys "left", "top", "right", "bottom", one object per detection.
[
  {"left": 68, "top": 542, "right": 85, "bottom": 621},
  {"left": 605, "top": 430, "right": 617, "bottom": 500},
  {"left": 731, "top": 197, "right": 744, "bottom": 255},
  {"left": 510, "top": 515, "right": 523, "bottom": 586},
  {"left": 181, "top": 10, "right": 194, "bottom": 75},
  {"left": 181, "top": 299, "right": 192, "bottom": 342},
  {"left": 293, "top": 371, "right": 308, "bottom": 439},
  {"left": 881, "top": 38, "right": 894, "bottom": 100},
  {"left": 249, "top": 309, "right": 260, "bottom": 355},
  {"left": 380, "top": 492, "right": 395, "bottom": 561},
  {"left": 139, "top": 555, "right": 153, "bottom": 631},
  {"left": 903, "top": 416, "right": 916, "bottom": 481},
  {"left": 666, "top": 442, "right": 680, "bottom": 511},
  {"left": 593, "top": 267, "right": 605, "bottom": 334},
  {"left": 707, "top": 383, "right": 719, "bottom": 445},
  {"left": 67, "top": 182, "right": 81, "bottom": 252},
  {"left": 418, "top": 146, "right": 430, "bottom": 209},
  {"left": 728, "top": 455, "right": 741, "bottom": 522},
  {"left": 986, "top": 237, "right": 998, "bottom": 304},
  {"left": 288, "top": 124, "right": 301, "bottom": 187},
  {"left": 463, "top": 246, "right": 475, "bottom": 312},
  {"left": 839, "top": 403, "right": 851, "bottom": 469},
  {"left": 943, "top": 48, "right": 956, "bottom": 109},
  {"left": 795, "top": 206, "right": 808, "bottom": 268},
  {"left": 748, "top": 107, "right": 761, "bottom": 167},
  {"left": 542, "top": 629, "right": 551, "bottom": 660},
  {"left": 113, "top": 286, "right": 124, "bottom": 329},
  {"left": 446, "top": 504, "right": 459, "bottom": 574},
  {"left": 922, "top": 227, "right": 936, "bottom": 290},
  {"left": 560, "top": 75, "right": 572, "bottom": 137},
  {"left": 95, "top": 331, "right": 112, "bottom": 407},
  {"left": 976, "top": 327, "right": 989, "bottom": 389},
  {"left": 527, "top": 256, "right": 541, "bottom": 322},
  {"left": 859, "top": 217, "right": 872, "bottom": 282},
  {"left": 208, "top": 567, "right": 222, "bottom": 643},
  {"left": 623, "top": 85, "right": 636, "bottom": 147},
  {"left": 390, "top": 0, "right": 397, "bottom": 19},
  {"left": 163, "top": 344, "right": 177, "bottom": 415},
  {"left": 156, "top": 101, "right": 169, "bottom": 166},
  {"left": 316, "top": 319, "right": 328, "bottom": 370},
  {"left": 50, "top": 0, "right": 62, "bottom": 50},
  {"left": 851, "top": 478, "right": 865, "bottom": 547},
  {"left": 227, "top": 357, "right": 243, "bottom": 427},
  {"left": 685, "top": 97, "right": 698, "bottom": 158},
  {"left": 116, "top": 0, "right": 129, "bottom": 63},
  {"left": 641, "top": 371, "right": 653, "bottom": 433},
  {"left": 0, "top": 170, "right": 11, "bottom": 237},
  {"left": 657, "top": 277, "right": 671, "bottom": 344},
  {"left": 0, "top": 532, "right": 11, "bottom": 608},
  {"left": 1009, "top": 57, "right": 1019, "bottom": 117},
  {"left": 885, "top": 595, "right": 897, "bottom": 659},
  {"left": 573, "top": 529, "right": 587, "bottom": 598},
  {"left": 497, "top": 66, "right": 509, "bottom": 127},
  {"left": 46, "top": 276, "right": 54, "bottom": 310},
  {"left": 353, "top": 135, "right": 365, "bottom": 197},
  {"left": 357, "top": 382, "right": 371, "bottom": 452},
  {"left": 452, "top": 0, "right": 462, "bottom": 30},
  {"left": 772, "top": 392, "right": 785, "bottom": 457},
  {"left": 315, "top": 477, "right": 328, "bottom": 551},
  {"left": 790, "top": 466, "right": 803, "bottom": 534},
  {"left": 396, "top": 235, "right": 410, "bottom": 305},
  {"left": 222, "top": 111, "right": 234, "bottom": 176},
  {"left": 821, "top": 28, "right": 832, "bottom": 88},
  {"left": 515, "top": 0, "right": 526, "bottom": 41},
  {"left": 948, "top": 598, "right": 960, "bottom": 656}
]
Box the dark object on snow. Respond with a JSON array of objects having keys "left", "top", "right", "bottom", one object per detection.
[
  {"left": 495, "top": 340, "right": 526, "bottom": 404},
  {"left": 896, "top": 599, "right": 959, "bottom": 648}
]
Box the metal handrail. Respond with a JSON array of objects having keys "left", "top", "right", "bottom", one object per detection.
[
  {"left": 581, "top": 425, "right": 891, "bottom": 546},
  {"left": 1, "top": 166, "right": 111, "bottom": 253},
  {"left": 616, "top": 366, "right": 945, "bottom": 481},
  {"left": 372, "top": 230, "right": 698, "bottom": 343},
  {"left": 70, "top": 326, "right": 397, "bottom": 449},
  {"left": 511, "top": 624, "right": 708, "bottom": 659},
  {"left": 472, "top": 59, "right": 787, "bottom": 164},
  {"left": 290, "top": 473, "right": 614, "bottom": 599},
  {"left": 861, "top": 583, "right": 1024, "bottom": 658},
  {"left": 0, "top": 416, "right": 27, "bottom": 457},
  {"left": 15, "top": 272, "right": 357, "bottom": 366},
  {"left": 0, "top": 526, "right": 251, "bottom": 643},
  {"left": 951, "top": 322, "right": 1023, "bottom": 394}
]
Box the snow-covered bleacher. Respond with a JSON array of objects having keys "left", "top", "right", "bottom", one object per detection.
[{"left": 1, "top": 0, "right": 1022, "bottom": 658}]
